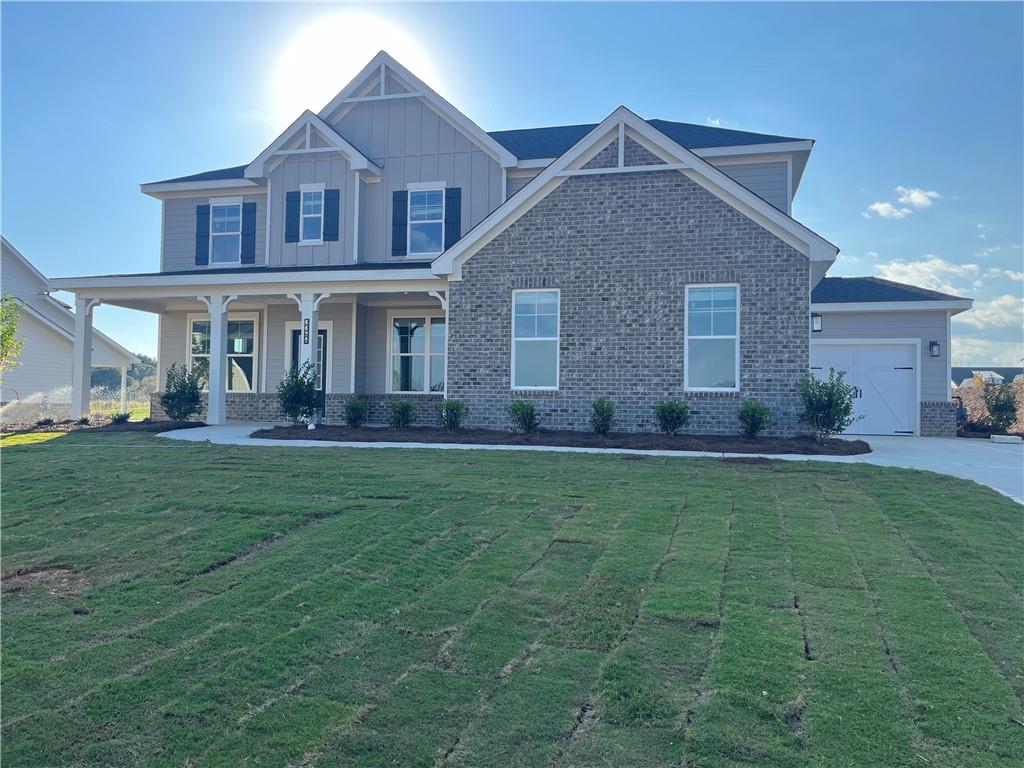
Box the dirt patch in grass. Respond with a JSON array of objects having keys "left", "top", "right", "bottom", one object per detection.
[
  {"left": 251, "top": 424, "right": 870, "bottom": 455},
  {"left": 2, "top": 565, "right": 88, "bottom": 598}
]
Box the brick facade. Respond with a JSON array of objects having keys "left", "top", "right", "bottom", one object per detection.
[
  {"left": 919, "top": 400, "right": 957, "bottom": 437},
  {"left": 447, "top": 168, "right": 810, "bottom": 435}
]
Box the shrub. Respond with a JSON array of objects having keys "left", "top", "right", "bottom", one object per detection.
[
  {"left": 983, "top": 383, "right": 1017, "bottom": 434},
  {"left": 277, "top": 361, "right": 320, "bottom": 423},
  {"left": 388, "top": 400, "right": 417, "bottom": 430},
  {"left": 798, "top": 368, "right": 858, "bottom": 441},
  {"left": 592, "top": 398, "right": 615, "bottom": 436},
  {"left": 738, "top": 399, "right": 771, "bottom": 439},
  {"left": 110, "top": 412, "right": 131, "bottom": 425},
  {"left": 160, "top": 363, "right": 202, "bottom": 421},
  {"left": 76, "top": 416, "right": 91, "bottom": 425},
  {"left": 34, "top": 417, "right": 55, "bottom": 427},
  {"left": 653, "top": 401, "right": 690, "bottom": 435},
  {"left": 439, "top": 398, "right": 468, "bottom": 431},
  {"left": 508, "top": 400, "right": 539, "bottom": 433},
  {"left": 344, "top": 395, "right": 368, "bottom": 428}
]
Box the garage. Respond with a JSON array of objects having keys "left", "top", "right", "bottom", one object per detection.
[{"left": 810, "top": 342, "right": 918, "bottom": 436}]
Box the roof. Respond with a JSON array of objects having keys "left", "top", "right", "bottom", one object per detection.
[
  {"left": 489, "top": 119, "right": 807, "bottom": 160},
  {"left": 66, "top": 261, "right": 433, "bottom": 280},
  {"left": 951, "top": 367, "right": 1023, "bottom": 384},
  {"left": 811, "top": 277, "right": 969, "bottom": 304},
  {"left": 154, "top": 165, "right": 248, "bottom": 184}
]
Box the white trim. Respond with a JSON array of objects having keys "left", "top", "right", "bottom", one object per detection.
[
  {"left": 407, "top": 186, "right": 446, "bottom": 258},
  {"left": 260, "top": 306, "right": 269, "bottom": 394},
  {"left": 514, "top": 159, "right": 551, "bottom": 170},
  {"left": 186, "top": 311, "right": 260, "bottom": 394},
  {"left": 350, "top": 302, "right": 357, "bottom": 394},
  {"left": 264, "top": 176, "right": 272, "bottom": 265},
  {"left": 340, "top": 92, "right": 424, "bottom": 104},
  {"left": 298, "top": 187, "right": 326, "bottom": 245},
  {"left": 696, "top": 140, "right": 814, "bottom": 158},
  {"left": 245, "top": 110, "right": 381, "bottom": 179},
  {"left": 407, "top": 180, "right": 447, "bottom": 191},
  {"left": 684, "top": 283, "right": 740, "bottom": 393},
  {"left": 812, "top": 300, "right": 972, "bottom": 314},
  {"left": 285, "top": 320, "right": 334, "bottom": 393},
  {"left": 141, "top": 179, "right": 261, "bottom": 197},
  {"left": 384, "top": 309, "right": 447, "bottom": 394},
  {"left": 300, "top": 182, "right": 326, "bottom": 191},
  {"left": 51, "top": 270, "right": 443, "bottom": 292},
  {"left": 559, "top": 163, "right": 689, "bottom": 177},
  {"left": 511, "top": 288, "right": 560, "bottom": 391},
  {"left": 351, "top": 171, "right": 360, "bottom": 263},
  {"left": 208, "top": 195, "right": 243, "bottom": 205},
  {"left": 209, "top": 201, "right": 243, "bottom": 266}
]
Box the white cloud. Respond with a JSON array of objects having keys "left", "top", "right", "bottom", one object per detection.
[
  {"left": 951, "top": 337, "right": 1024, "bottom": 367},
  {"left": 865, "top": 250, "right": 879, "bottom": 258},
  {"left": 954, "top": 294, "right": 1024, "bottom": 329},
  {"left": 895, "top": 186, "right": 940, "bottom": 208},
  {"left": 974, "top": 245, "right": 1001, "bottom": 258},
  {"left": 866, "top": 201, "right": 913, "bottom": 219},
  {"left": 986, "top": 267, "right": 1024, "bottom": 282},
  {"left": 875, "top": 256, "right": 979, "bottom": 294},
  {"left": 706, "top": 117, "right": 722, "bottom": 127}
]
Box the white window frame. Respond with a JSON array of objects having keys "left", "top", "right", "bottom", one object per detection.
[
  {"left": 299, "top": 183, "right": 325, "bottom": 246},
  {"left": 511, "top": 288, "right": 560, "bottom": 391},
  {"left": 186, "top": 311, "right": 260, "bottom": 394},
  {"left": 406, "top": 182, "right": 446, "bottom": 257},
  {"left": 285, "top": 320, "right": 333, "bottom": 392},
  {"left": 385, "top": 308, "right": 446, "bottom": 394},
  {"left": 208, "top": 196, "right": 243, "bottom": 265},
  {"left": 684, "top": 283, "right": 740, "bottom": 393}
]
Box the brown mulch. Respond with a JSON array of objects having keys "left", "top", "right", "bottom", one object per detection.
[
  {"left": 0, "top": 419, "right": 205, "bottom": 436},
  {"left": 251, "top": 424, "right": 870, "bottom": 455}
]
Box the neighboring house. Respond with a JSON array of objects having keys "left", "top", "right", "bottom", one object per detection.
[
  {"left": 951, "top": 367, "right": 1023, "bottom": 389},
  {"left": 1, "top": 237, "right": 138, "bottom": 415},
  {"left": 51, "top": 51, "right": 972, "bottom": 436}
]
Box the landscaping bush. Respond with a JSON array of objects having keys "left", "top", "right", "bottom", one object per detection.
[
  {"left": 592, "top": 397, "right": 615, "bottom": 436},
  {"left": 277, "top": 361, "right": 320, "bottom": 423},
  {"left": 738, "top": 399, "right": 771, "bottom": 439},
  {"left": 798, "top": 368, "right": 858, "bottom": 441},
  {"left": 110, "top": 412, "right": 131, "bottom": 425},
  {"left": 344, "top": 395, "right": 368, "bottom": 428},
  {"left": 34, "top": 417, "right": 54, "bottom": 428},
  {"left": 438, "top": 398, "right": 468, "bottom": 431},
  {"left": 653, "top": 401, "right": 690, "bottom": 435},
  {"left": 160, "top": 363, "right": 203, "bottom": 421},
  {"left": 76, "top": 416, "right": 90, "bottom": 425},
  {"left": 983, "top": 383, "right": 1017, "bottom": 434},
  {"left": 388, "top": 400, "right": 417, "bottom": 430},
  {"left": 508, "top": 400, "right": 539, "bottom": 433}
]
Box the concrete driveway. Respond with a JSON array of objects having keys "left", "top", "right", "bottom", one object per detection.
[{"left": 161, "top": 424, "right": 1023, "bottom": 504}]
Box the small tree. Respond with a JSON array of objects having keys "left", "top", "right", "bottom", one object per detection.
[
  {"left": 983, "top": 383, "right": 1017, "bottom": 434},
  {"left": 277, "top": 361, "right": 320, "bottom": 424},
  {"left": 653, "top": 401, "right": 690, "bottom": 435},
  {"left": 160, "top": 363, "right": 202, "bottom": 422},
  {"left": 1, "top": 294, "right": 24, "bottom": 373},
  {"left": 592, "top": 398, "right": 615, "bottom": 436},
  {"left": 439, "top": 398, "right": 468, "bottom": 431},
  {"left": 344, "top": 395, "right": 368, "bottom": 427},
  {"left": 388, "top": 400, "right": 417, "bottom": 429},
  {"left": 508, "top": 400, "right": 539, "bottom": 433},
  {"left": 738, "top": 399, "right": 771, "bottom": 439},
  {"left": 798, "top": 368, "right": 858, "bottom": 441}
]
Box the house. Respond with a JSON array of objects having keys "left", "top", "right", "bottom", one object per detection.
[
  {"left": 50, "top": 51, "right": 973, "bottom": 437},
  {"left": 951, "top": 367, "right": 1023, "bottom": 389},
  {"left": 1, "top": 237, "right": 138, "bottom": 418}
]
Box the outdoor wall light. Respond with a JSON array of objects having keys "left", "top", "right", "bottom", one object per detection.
[
  {"left": 929, "top": 341, "right": 940, "bottom": 357},
  {"left": 811, "top": 313, "right": 822, "bottom": 332}
]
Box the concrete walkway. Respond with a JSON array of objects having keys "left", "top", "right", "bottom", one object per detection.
[{"left": 160, "top": 423, "right": 1023, "bottom": 504}]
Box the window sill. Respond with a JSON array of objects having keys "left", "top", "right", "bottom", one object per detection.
[
  {"left": 511, "top": 388, "right": 560, "bottom": 396},
  {"left": 298, "top": 240, "right": 324, "bottom": 247},
  {"left": 683, "top": 389, "right": 741, "bottom": 397},
  {"left": 386, "top": 391, "right": 445, "bottom": 396}
]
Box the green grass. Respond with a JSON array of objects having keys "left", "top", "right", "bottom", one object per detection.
[
  {"left": 1, "top": 432, "right": 1021, "bottom": 767},
  {"left": 89, "top": 400, "right": 150, "bottom": 421}
]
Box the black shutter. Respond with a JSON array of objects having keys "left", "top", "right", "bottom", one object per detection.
[
  {"left": 240, "top": 202, "right": 257, "bottom": 264},
  {"left": 285, "top": 191, "right": 300, "bottom": 243},
  {"left": 391, "top": 190, "right": 408, "bottom": 257},
  {"left": 323, "top": 189, "right": 340, "bottom": 241},
  {"left": 444, "top": 187, "right": 461, "bottom": 250},
  {"left": 195, "top": 205, "right": 210, "bottom": 265}
]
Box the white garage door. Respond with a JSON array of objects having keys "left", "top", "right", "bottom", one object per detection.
[{"left": 810, "top": 344, "right": 917, "bottom": 436}]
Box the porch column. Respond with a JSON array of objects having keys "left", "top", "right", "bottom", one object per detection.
[
  {"left": 199, "top": 294, "right": 237, "bottom": 425},
  {"left": 429, "top": 290, "right": 449, "bottom": 397},
  {"left": 119, "top": 366, "right": 128, "bottom": 414},
  {"left": 287, "top": 292, "right": 331, "bottom": 371},
  {"left": 71, "top": 298, "right": 100, "bottom": 420}
]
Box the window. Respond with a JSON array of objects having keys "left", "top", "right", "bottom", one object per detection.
[
  {"left": 389, "top": 315, "right": 446, "bottom": 393},
  {"left": 189, "top": 315, "right": 257, "bottom": 392},
  {"left": 685, "top": 285, "right": 739, "bottom": 391},
  {"left": 408, "top": 189, "right": 444, "bottom": 255},
  {"left": 512, "top": 289, "right": 559, "bottom": 389},
  {"left": 210, "top": 203, "right": 242, "bottom": 263},
  {"left": 301, "top": 188, "right": 324, "bottom": 243}
]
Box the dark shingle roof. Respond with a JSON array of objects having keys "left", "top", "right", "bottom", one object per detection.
[
  {"left": 150, "top": 165, "right": 248, "bottom": 184},
  {"left": 488, "top": 119, "right": 806, "bottom": 160},
  {"left": 812, "top": 277, "right": 969, "bottom": 304},
  {"left": 951, "top": 367, "right": 1023, "bottom": 384}
]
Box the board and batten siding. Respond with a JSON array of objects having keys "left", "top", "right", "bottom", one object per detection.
[
  {"left": 263, "top": 302, "right": 354, "bottom": 392},
  {"left": 1, "top": 313, "right": 73, "bottom": 403},
  {"left": 162, "top": 193, "right": 267, "bottom": 272},
  {"left": 329, "top": 98, "right": 503, "bottom": 262},
  {"left": 712, "top": 161, "right": 789, "bottom": 213},
  {"left": 813, "top": 310, "right": 951, "bottom": 402}
]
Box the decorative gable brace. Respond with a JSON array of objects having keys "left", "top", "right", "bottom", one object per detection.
[{"left": 245, "top": 110, "right": 383, "bottom": 180}]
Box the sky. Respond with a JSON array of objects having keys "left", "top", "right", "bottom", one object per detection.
[{"left": 2, "top": 1, "right": 1022, "bottom": 364}]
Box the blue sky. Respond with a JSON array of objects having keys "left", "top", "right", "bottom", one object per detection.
[{"left": 3, "top": 1, "right": 1022, "bottom": 363}]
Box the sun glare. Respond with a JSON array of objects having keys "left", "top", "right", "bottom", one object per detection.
[{"left": 270, "top": 12, "right": 444, "bottom": 129}]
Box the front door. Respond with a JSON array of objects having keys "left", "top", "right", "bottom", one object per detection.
[{"left": 290, "top": 328, "right": 328, "bottom": 415}]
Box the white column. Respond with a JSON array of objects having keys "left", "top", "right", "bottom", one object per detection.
[
  {"left": 199, "top": 294, "right": 236, "bottom": 425},
  {"left": 71, "top": 298, "right": 99, "bottom": 419},
  {"left": 119, "top": 366, "right": 128, "bottom": 414},
  {"left": 429, "top": 290, "right": 449, "bottom": 397},
  {"left": 288, "top": 292, "right": 330, "bottom": 371}
]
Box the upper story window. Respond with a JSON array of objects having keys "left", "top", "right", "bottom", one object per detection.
[
  {"left": 301, "top": 185, "right": 324, "bottom": 244},
  {"left": 210, "top": 203, "right": 242, "bottom": 264},
  {"left": 408, "top": 188, "right": 444, "bottom": 255},
  {"left": 512, "top": 289, "right": 559, "bottom": 390},
  {"left": 685, "top": 284, "right": 739, "bottom": 391}
]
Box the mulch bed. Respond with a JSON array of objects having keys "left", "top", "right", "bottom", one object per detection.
[
  {"left": 0, "top": 419, "right": 205, "bottom": 436},
  {"left": 251, "top": 424, "right": 870, "bottom": 455},
  {"left": 958, "top": 426, "right": 1024, "bottom": 440}
]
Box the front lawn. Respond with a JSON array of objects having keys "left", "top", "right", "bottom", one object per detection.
[{"left": 2, "top": 432, "right": 1021, "bottom": 767}]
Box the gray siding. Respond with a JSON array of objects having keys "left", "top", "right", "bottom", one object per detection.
[
  {"left": 330, "top": 98, "right": 504, "bottom": 262},
  {"left": 814, "top": 310, "right": 951, "bottom": 402},
  {"left": 713, "top": 161, "right": 789, "bottom": 213},
  {"left": 506, "top": 173, "right": 536, "bottom": 198},
  {"left": 157, "top": 311, "right": 189, "bottom": 387},
  {"left": 264, "top": 301, "right": 354, "bottom": 392},
  {"left": 162, "top": 193, "right": 267, "bottom": 272}
]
